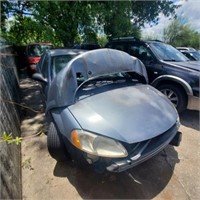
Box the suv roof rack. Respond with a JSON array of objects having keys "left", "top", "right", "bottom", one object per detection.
[
  {"left": 112, "top": 37, "right": 140, "bottom": 41},
  {"left": 147, "top": 39, "right": 164, "bottom": 43}
]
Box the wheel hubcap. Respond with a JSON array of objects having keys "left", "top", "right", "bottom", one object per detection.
[{"left": 160, "top": 89, "right": 179, "bottom": 107}]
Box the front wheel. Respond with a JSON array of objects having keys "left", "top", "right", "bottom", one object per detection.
[
  {"left": 47, "top": 122, "right": 70, "bottom": 161},
  {"left": 157, "top": 84, "right": 187, "bottom": 113}
]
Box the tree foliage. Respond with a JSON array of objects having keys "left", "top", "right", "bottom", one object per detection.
[
  {"left": 164, "top": 18, "right": 200, "bottom": 49},
  {"left": 100, "top": 1, "right": 140, "bottom": 39},
  {"left": 1, "top": 1, "right": 61, "bottom": 45},
  {"left": 130, "top": 0, "right": 178, "bottom": 26},
  {"left": 31, "top": 1, "right": 94, "bottom": 46},
  {"left": 2, "top": 16, "right": 60, "bottom": 45},
  {"left": 1, "top": 0, "right": 179, "bottom": 46}
]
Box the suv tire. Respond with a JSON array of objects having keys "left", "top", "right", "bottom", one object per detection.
[{"left": 157, "top": 84, "right": 187, "bottom": 113}]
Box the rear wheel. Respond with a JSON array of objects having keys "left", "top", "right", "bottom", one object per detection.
[
  {"left": 157, "top": 84, "right": 187, "bottom": 113},
  {"left": 47, "top": 122, "right": 70, "bottom": 161}
]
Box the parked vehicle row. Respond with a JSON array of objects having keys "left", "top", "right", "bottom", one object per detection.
[
  {"left": 26, "top": 42, "right": 53, "bottom": 76},
  {"left": 176, "top": 47, "right": 200, "bottom": 61},
  {"left": 25, "top": 43, "right": 100, "bottom": 76}
]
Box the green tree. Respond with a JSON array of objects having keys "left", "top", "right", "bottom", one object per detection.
[
  {"left": 32, "top": 1, "right": 94, "bottom": 47},
  {"left": 164, "top": 18, "right": 200, "bottom": 49},
  {"left": 97, "top": 35, "right": 108, "bottom": 47},
  {"left": 2, "top": 15, "right": 61, "bottom": 46},
  {"left": 100, "top": 1, "right": 139, "bottom": 39},
  {"left": 1, "top": 0, "right": 32, "bottom": 30},
  {"left": 99, "top": 0, "right": 178, "bottom": 40},
  {"left": 1, "top": 0, "right": 179, "bottom": 46},
  {"left": 130, "top": 1, "right": 178, "bottom": 26},
  {"left": 1, "top": 1, "right": 61, "bottom": 45},
  {"left": 163, "top": 19, "right": 181, "bottom": 44},
  {"left": 82, "top": 27, "right": 98, "bottom": 44}
]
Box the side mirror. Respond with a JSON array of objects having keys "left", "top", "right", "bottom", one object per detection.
[{"left": 32, "top": 73, "right": 47, "bottom": 84}]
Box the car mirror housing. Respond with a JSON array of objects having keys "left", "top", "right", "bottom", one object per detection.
[{"left": 32, "top": 73, "right": 47, "bottom": 84}]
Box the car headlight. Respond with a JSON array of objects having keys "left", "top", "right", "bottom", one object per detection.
[{"left": 70, "top": 130, "right": 128, "bottom": 158}]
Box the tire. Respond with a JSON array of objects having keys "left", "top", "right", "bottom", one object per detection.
[
  {"left": 157, "top": 84, "right": 187, "bottom": 113},
  {"left": 47, "top": 122, "right": 70, "bottom": 161}
]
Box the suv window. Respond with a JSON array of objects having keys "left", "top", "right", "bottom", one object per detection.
[
  {"left": 128, "top": 43, "right": 154, "bottom": 63},
  {"left": 106, "top": 42, "right": 129, "bottom": 52},
  {"left": 150, "top": 42, "right": 188, "bottom": 62},
  {"left": 106, "top": 41, "right": 154, "bottom": 63}
]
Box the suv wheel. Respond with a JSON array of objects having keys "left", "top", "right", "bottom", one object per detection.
[
  {"left": 47, "top": 122, "right": 70, "bottom": 161},
  {"left": 157, "top": 84, "right": 187, "bottom": 113}
]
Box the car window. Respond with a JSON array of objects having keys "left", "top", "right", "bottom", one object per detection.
[
  {"left": 182, "top": 52, "right": 196, "bottom": 61},
  {"left": 52, "top": 55, "right": 76, "bottom": 76},
  {"left": 78, "top": 72, "right": 146, "bottom": 88},
  {"left": 75, "top": 72, "right": 146, "bottom": 101},
  {"left": 128, "top": 43, "right": 154, "bottom": 62},
  {"left": 150, "top": 42, "right": 189, "bottom": 62},
  {"left": 191, "top": 51, "right": 200, "bottom": 60},
  {"left": 27, "top": 44, "right": 52, "bottom": 56},
  {"left": 106, "top": 42, "right": 128, "bottom": 51}
]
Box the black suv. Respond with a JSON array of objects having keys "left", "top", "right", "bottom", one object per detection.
[{"left": 105, "top": 37, "right": 200, "bottom": 113}]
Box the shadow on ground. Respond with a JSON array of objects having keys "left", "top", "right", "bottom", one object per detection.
[
  {"left": 20, "top": 73, "right": 45, "bottom": 138},
  {"left": 20, "top": 74, "right": 44, "bottom": 120},
  {"left": 53, "top": 146, "right": 179, "bottom": 199}
]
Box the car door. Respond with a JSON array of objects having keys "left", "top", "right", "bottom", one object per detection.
[{"left": 128, "top": 42, "right": 164, "bottom": 83}]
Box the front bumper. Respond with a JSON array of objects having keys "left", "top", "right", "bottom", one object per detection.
[
  {"left": 106, "top": 130, "right": 181, "bottom": 173},
  {"left": 187, "top": 95, "right": 200, "bottom": 111},
  {"left": 78, "top": 123, "right": 181, "bottom": 173}
]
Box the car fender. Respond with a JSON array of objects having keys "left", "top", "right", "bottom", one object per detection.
[
  {"left": 151, "top": 75, "right": 193, "bottom": 96},
  {"left": 50, "top": 108, "right": 82, "bottom": 140}
]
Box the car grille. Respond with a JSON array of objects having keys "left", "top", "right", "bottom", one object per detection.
[
  {"left": 124, "top": 123, "right": 178, "bottom": 160},
  {"left": 106, "top": 122, "right": 178, "bottom": 172}
]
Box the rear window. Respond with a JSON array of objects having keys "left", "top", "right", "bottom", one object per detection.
[
  {"left": 52, "top": 55, "right": 77, "bottom": 74},
  {"left": 27, "top": 44, "right": 53, "bottom": 56}
]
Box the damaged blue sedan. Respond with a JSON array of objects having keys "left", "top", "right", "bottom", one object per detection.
[{"left": 39, "top": 48, "right": 181, "bottom": 173}]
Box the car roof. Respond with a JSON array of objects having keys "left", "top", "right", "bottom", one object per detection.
[
  {"left": 47, "top": 48, "right": 148, "bottom": 111},
  {"left": 73, "top": 43, "right": 101, "bottom": 50},
  {"left": 47, "top": 48, "right": 88, "bottom": 56},
  {"left": 107, "top": 38, "right": 164, "bottom": 45},
  {"left": 27, "top": 42, "right": 53, "bottom": 46}
]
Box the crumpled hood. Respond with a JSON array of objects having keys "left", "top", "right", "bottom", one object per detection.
[
  {"left": 69, "top": 85, "right": 178, "bottom": 144},
  {"left": 166, "top": 61, "right": 200, "bottom": 72}
]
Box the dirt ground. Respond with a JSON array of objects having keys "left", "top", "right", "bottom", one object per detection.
[{"left": 20, "top": 74, "right": 200, "bottom": 200}]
